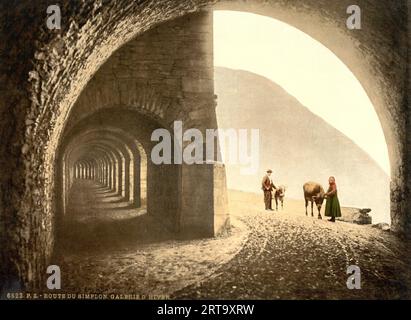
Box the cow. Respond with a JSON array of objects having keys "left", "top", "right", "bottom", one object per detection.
[
  {"left": 274, "top": 185, "right": 286, "bottom": 211},
  {"left": 303, "top": 182, "right": 325, "bottom": 219}
]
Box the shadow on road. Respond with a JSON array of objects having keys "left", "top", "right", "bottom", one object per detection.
[{"left": 56, "top": 180, "right": 174, "bottom": 256}]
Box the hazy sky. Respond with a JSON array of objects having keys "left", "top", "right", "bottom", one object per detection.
[{"left": 214, "top": 11, "right": 390, "bottom": 175}]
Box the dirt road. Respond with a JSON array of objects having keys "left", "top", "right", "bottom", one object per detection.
[{"left": 57, "top": 182, "right": 411, "bottom": 299}]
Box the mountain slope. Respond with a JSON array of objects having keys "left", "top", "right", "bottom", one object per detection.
[{"left": 215, "top": 67, "right": 390, "bottom": 223}]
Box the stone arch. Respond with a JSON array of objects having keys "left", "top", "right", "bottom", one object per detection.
[
  {"left": 21, "top": 2, "right": 406, "bottom": 241},
  {"left": 58, "top": 127, "right": 149, "bottom": 221},
  {"left": 0, "top": 0, "right": 408, "bottom": 290},
  {"left": 58, "top": 107, "right": 187, "bottom": 239},
  {"left": 65, "top": 85, "right": 178, "bottom": 134},
  {"left": 209, "top": 3, "right": 407, "bottom": 230}
]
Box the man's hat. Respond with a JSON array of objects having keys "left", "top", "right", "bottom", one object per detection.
[{"left": 267, "top": 169, "right": 273, "bottom": 173}]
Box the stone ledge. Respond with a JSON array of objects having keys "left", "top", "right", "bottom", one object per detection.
[{"left": 336, "top": 207, "right": 372, "bottom": 225}]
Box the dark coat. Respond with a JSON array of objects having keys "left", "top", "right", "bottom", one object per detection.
[{"left": 262, "top": 174, "right": 275, "bottom": 191}]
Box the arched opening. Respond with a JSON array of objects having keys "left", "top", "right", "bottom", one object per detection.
[
  {"left": 61, "top": 127, "right": 148, "bottom": 213},
  {"left": 54, "top": 108, "right": 180, "bottom": 253},
  {"left": 213, "top": 10, "right": 391, "bottom": 224},
  {"left": 1, "top": 0, "right": 407, "bottom": 292},
  {"left": 35, "top": 4, "right": 403, "bottom": 252}
]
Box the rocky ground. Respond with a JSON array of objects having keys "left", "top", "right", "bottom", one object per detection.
[
  {"left": 56, "top": 181, "right": 411, "bottom": 299},
  {"left": 175, "top": 191, "right": 411, "bottom": 299},
  {"left": 56, "top": 180, "right": 248, "bottom": 296}
]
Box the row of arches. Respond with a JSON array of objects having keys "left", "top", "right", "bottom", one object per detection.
[
  {"left": 59, "top": 126, "right": 147, "bottom": 220},
  {"left": 0, "top": 0, "right": 408, "bottom": 290},
  {"left": 54, "top": 108, "right": 189, "bottom": 247}
]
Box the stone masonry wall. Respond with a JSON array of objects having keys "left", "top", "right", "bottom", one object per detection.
[
  {"left": 63, "top": 12, "right": 224, "bottom": 237},
  {"left": 0, "top": 0, "right": 409, "bottom": 290}
]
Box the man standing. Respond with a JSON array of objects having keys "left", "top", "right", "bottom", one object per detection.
[{"left": 262, "top": 169, "right": 276, "bottom": 211}]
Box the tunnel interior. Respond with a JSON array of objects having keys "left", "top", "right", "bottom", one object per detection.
[
  {"left": 0, "top": 0, "right": 409, "bottom": 290},
  {"left": 44, "top": 4, "right": 410, "bottom": 278},
  {"left": 55, "top": 109, "right": 181, "bottom": 252},
  {"left": 50, "top": 11, "right": 228, "bottom": 256},
  {"left": 63, "top": 128, "right": 147, "bottom": 213}
]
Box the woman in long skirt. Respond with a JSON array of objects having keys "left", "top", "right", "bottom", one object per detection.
[{"left": 324, "top": 176, "right": 342, "bottom": 222}]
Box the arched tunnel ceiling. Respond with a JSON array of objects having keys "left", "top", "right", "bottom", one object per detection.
[
  {"left": 60, "top": 108, "right": 159, "bottom": 157},
  {"left": 25, "top": 0, "right": 406, "bottom": 171},
  {"left": 61, "top": 125, "right": 148, "bottom": 172},
  {"left": 69, "top": 141, "right": 124, "bottom": 166},
  {"left": 60, "top": 124, "right": 150, "bottom": 216},
  {"left": 0, "top": 0, "right": 409, "bottom": 290},
  {"left": 54, "top": 1, "right": 409, "bottom": 237}
]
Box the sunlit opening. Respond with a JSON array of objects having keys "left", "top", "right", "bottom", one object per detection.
[
  {"left": 214, "top": 10, "right": 391, "bottom": 223},
  {"left": 214, "top": 10, "right": 390, "bottom": 175}
]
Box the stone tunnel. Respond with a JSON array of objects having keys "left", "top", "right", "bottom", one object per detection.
[{"left": 0, "top": 0, "right": 409, "bottom": 290}]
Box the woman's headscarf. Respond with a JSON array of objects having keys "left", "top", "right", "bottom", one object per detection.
[{"left": 329, "top": 176, "right": 337, "bottom": 189}]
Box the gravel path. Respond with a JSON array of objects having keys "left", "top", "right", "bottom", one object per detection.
[
  {"left": 57, "top": 182, "right": 411, "bottom": 299},
  {"left": 56, "top": 181, "right": 248, "bottom": 296},
  {"left": 174, "top": 191, "right": 411, "bottom": 299}
]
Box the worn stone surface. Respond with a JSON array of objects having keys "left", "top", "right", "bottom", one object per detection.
[
  {"left": 64, "top": 12, "right": 215, "bottom": 132},
  {"left": 373, "top": 223, "right": 391, "bottom": 232},
  {"left": 55, "top": 181, "right": 247, "bottom": 296},
  {"left": 60, "top": 13, "right": 224, "bottom": 239},
  {"left": 175, "top": 191, "right": 411, "bottom": 299},
  {"left": 0, "top": 0, "right": 409, "bottom": 291},
  {"left": 54, "top": 189, "right": 411, "bottom": 299},
  {"left": 337, "top": 208, "right": 373, "bottom": 225}
]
